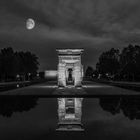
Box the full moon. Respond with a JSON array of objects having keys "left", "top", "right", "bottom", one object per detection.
[{"left": 26, "top": 18, "right": 35, "bottom": 30}]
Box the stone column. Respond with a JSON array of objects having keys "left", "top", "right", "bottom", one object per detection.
[
  {"left": 58, "top": 63, "right": 66, "bottom": 87},
  {"left": 74, "top": 98, "right": 83, "bottom": 121},
  {"left": 58, "top": 98, "right": 65, "bottom": 122},
  {"left": 74, "top": 63, "right": 82, "bottom": 87}
]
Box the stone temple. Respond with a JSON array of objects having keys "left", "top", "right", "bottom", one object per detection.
[
  {"left": 57, "top": 49, "right": 84, "bottom": 87},
  {"left": 56, "top": 98, "right": 83, "bottom": 131}
]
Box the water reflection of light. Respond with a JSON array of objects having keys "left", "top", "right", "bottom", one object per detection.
[
  {"left": 58, "top": 87, "right": 64, "bottom": 89},
  {"left": 58, "top": 86, "right": 82, "bottom": 89},
  {"left": 67, "top": 86, "right": 74, "bottom": 89},
  {"left": 83, "top": 85, "right": 111, "bottom": 88},
  {"left": 76, "top": 87, "right": 82, "bottom": 89},
  {"left": 34, "top": 85, "right": 58, "bottom": 88}
]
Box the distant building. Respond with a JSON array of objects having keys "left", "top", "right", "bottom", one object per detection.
[
  {"left": 39, "top": 70, "right": 57, "bottom": 80},
  {"left": 44, "top": 70, "right": 57, "bottom": 79},
  {"left": 57, "top": 49, "right": 84, "bottom": 87}
]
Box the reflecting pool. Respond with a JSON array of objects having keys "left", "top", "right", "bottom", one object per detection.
[{"left": 0, "top": 97, "right": 140, "bottom": 140}]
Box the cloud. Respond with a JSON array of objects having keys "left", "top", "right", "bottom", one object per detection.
[
  {"left": 1, "top": 0, "right": 140, "bottom": 70},
  {"left": 1, "top": 0, "right": 140, "bottom": 38}
]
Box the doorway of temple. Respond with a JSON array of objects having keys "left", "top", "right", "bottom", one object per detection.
[
  {"left": 66, "top": 68, "right": 74, "bottom": 86},
  {"left": 65, "top": 98, "right": 75, "bottom": 119}
]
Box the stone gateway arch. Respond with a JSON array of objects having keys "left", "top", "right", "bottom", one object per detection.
[
  {"left": 57, "top": 98, "right": 84, "bottom": 131},
  {"left": 57, "top": 49, "right": 84, "bottom": 87}
]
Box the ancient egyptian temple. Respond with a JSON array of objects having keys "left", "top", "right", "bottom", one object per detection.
[
  {"left": 57, "top": 49, "right": 84, "bottom": 87},
  {"left": 57, "top": 98, "right": 83, "bottom": 131}
]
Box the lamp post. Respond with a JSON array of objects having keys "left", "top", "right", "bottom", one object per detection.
[{"left": 28, "top": 73, "right": 31, "bottom": 81}]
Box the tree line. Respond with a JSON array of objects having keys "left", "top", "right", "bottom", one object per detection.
[
  {"left": 85, "top": 44, "right": 140, "bottom": 81},
  {"left": 100, "top": 97, "right": 140, "bottom": 120},
  {"left": 0, "top": 47, "right": 39, "bottom": 82}
]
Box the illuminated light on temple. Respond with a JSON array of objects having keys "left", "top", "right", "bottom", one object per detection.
[
  {"left": 56, "top": 49, "right": 84, "bottom": 87},
  {"left": 56, "top": 98, "right": 84, "bottom": 131}
]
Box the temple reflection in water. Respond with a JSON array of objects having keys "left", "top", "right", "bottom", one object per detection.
[{"left": 57, "top": 98, "right": 84, "bottom": 131}]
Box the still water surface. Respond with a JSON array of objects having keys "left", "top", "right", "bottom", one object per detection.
[{"left": 0, "top": 97, "right": 140, "bottom": 140}]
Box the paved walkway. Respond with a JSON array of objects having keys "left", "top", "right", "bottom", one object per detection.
[
  {"left": 0, "top": 81, "right": 139, "bottom": 96},
  {"left": 0, "top": 81, "right": 30, "bottom": 85}
]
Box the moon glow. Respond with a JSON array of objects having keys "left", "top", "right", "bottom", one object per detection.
[{"left": 26, "top": 18, "right": 35, "bottom": 30}]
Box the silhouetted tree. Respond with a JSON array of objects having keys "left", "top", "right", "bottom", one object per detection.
[
  {"left": 0, "top": 97, "right": 38, "bottom": 117},
  {"left": 0, "top": 47, "right": 15, "bottom": 81},
  {"left": 16, "top": 51, "right": 39, "bottom": 80},
  {"left": 96, "top": 48, "right": 120, "bottom": 78},
  {"left": 99, "top": 97, "right": 140, "bottom": 120},
  {"left": 85, "top": 66, "right": 94, "bottom": 77},
  {"left": 99, "top": 97, "right": 121, "bottom": 115},
  {"left": 120, "top": 44, "right": 140, "bottom": 81},
  {"left": 0, "top": 47, "right": 39, "bottom": 81}
]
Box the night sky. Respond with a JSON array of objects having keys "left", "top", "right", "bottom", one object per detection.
[{"left": 0, "top": 0, "right": 140, "bottom": 71}]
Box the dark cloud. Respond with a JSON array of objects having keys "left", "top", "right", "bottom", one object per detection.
[{"left": 0, "top": 0, "right": 140, "bottom": 70}]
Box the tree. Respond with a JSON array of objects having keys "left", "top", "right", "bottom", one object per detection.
[
  {"left": 120, "top": 44, "right": 140, "bottom": 81},
  {"left": 96, "top": 48, "right": 120, "bottom": 76},
  {"left": 95, "top": 44, "right": 140, "bottom": 81},
  {"left": 85, "top": 66, "right": 94, "bottom": 77},
  {"left": 99, "top": 97, "right": 140, "bottom": 120},
  {"left": 0, "top": 97, "right": 38, "bottom": 117},
  {"left": 135, "top": 45, "right": 140, "bottom": 80},
  {"left": 0, "top": 47, "right": 39, "bottom": 81},
  {"left": 0, "top": 47, "right": 15, "bottom": 81},
  {"left": 15, "top": 51, "right": 39, "bottom": 81}
]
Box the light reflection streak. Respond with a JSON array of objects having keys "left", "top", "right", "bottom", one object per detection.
[
  {"left": 33, "top": 85, "right": 58, "bottom": 88},
  {"left": 82, "top": 85, "right": 111, "bottom": 88}
]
